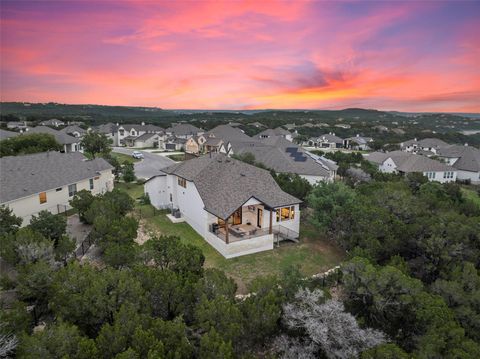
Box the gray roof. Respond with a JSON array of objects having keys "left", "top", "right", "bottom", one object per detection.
[
  {"left": 236, "top": 137, "right": 337, "bottom": 177},
  {"left": 26, "top": 126, "right": 79, "bottom": 144},
  {"left": 119, "top": 124, "right": 164, "bottom": 133},
  {"left": 257, "top": 127, "right": 291, "bottom": 137},
  {"left": 204, "top": 137, "right": 223, "bottom": 146},
  {"left": 317, "top": 133, "right": 343, "bottom": 143},
  {"left": 401, "top": 138, "right": 449, "bottom": 149},
  {"left": 134, "top": 132, "right": 158, "bottom": 141},
  {"left": 60, "top": 125, "right": 86, "bottom": 136},
  {"left": 366, "top": 151, "right": 454, "bottom": 173},
  {"left": 438, "top": 145, "right": 480, "bottom": 172},
  {"left": 206, "top": 125, "right": 260, "bottom": 153},
  {"left": 165, "top": 123, "right": 203, "bottom": 136},
  {"left": 94, "top": 123, "right": 118, "bottom": 134},
  {"left": 162, "top": 153, "right": 300, "bottom": 219},
  {"left": 346, "top": 136, "right": 373, "bottom": 145},
  {"left": 0, "top": 129, "right": 20, "bottom": 140},
  {"left": 0, "top": 152, "right": 113, "bottom": 203}
]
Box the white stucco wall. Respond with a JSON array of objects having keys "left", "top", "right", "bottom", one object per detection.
[
  {"left": 144, "top": 176, "right": 169, "bottom": 208},
  {"left": 3, "top": 169, "right": 114, "bottom": 226},
  {"left": 456, "top": 170, "right": 480, "bottom": 184},
  {"left": 301, "top": 174, "right": 328, "bottom": 185}
]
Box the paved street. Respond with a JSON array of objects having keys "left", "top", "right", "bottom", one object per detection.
[{"left": 112, "top": 147, "right": 175, "bottom": 179}]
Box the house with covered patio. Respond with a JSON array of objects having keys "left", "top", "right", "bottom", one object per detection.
[{"left": 144, "top": 153, "right": 301, "bottom": 258}]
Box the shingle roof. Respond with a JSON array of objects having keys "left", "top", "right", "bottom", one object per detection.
[
  {"left": 0, "top": 152, "right": 113, "bottom": 203},
  {"left": 317, "top": 133, "right": 343, "bottom": 143},
  {"left": 60, "top": 125, "right": 86, "bottom": 136},
  {"left": 0, "top": 129, "right": 20, "bottom": 140},
  {"left": 401, "top": 138, "right": 449, "bottom": 149},
  {"left": 257, "top": 127, "right": 291, "bottom": 137},
  {"left": 438, "top": 145, "right": 480, "bottom": 172},
  {"left": 166, "top": 123, "right": 203, "bottom": 136},
  {"left": 94, "top": 123, "right": 118, "bottom": 134},
  {"left": 119, "top": 124, "right": 164, "bottom": 133},
  {"left": 236, "top": 137, "right": 337, "bottom": 177},
  {"left": 366, "top": 151, "right": 454, "bottom": 172},
  {"left": 134, "top": 132, "right": 157, "bottom": 141},
  {"left": 162, "top": 153, "right": 300, "bottom": 219},
  {"left": 26, "top": 126, "right": 79, "bottom": 144}
]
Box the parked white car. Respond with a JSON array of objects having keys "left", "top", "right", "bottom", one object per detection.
[{"left": 132, "top": 151, "right": 144, "bottom": 159}]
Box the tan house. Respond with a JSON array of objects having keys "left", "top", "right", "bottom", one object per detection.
[
  {"left": 0, "top": 151, "right": 114, "bottom": 225},
  {"left": 185, "top": 137, "right": 200, "bottom": 154}
]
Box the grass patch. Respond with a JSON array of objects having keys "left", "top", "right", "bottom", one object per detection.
[
  {"left": 117, "top": 182, "right": 345, "bottom": 293},
  {"left": 166, "top": 154, "right": 186, "bottom": 161},
  {"left": 461, "top": 186, "right": 480, "bottom": 208},
  {"left": 111, "top": 152, "right": 140, "bottom": 164}
]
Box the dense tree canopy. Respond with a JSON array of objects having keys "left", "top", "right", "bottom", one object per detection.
[{"left": 0, "top": 133, "right": 62, "bottom": 157}]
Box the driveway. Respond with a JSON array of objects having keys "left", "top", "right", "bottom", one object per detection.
[{"left": 113, "top": 147, "right": 174, "bottom": 179}]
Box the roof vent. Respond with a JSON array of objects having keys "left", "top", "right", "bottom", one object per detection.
[{"left": 240, "top": 173, "right": 246, "bottom": 176}]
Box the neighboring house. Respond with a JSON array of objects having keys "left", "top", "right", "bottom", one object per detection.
[
  {"left": 257, "top": 127, "right": 294, "bottom": 142},
  {"left": 344, "top": 134, "right": 374, "bottom": 150},
  {"left": 205, "top": 124, "right": 259, "bottom": 155},
  {"left": 25, "top": 126, "right": 82, "bottom": 152},
  {"left": 284, "top": 123, "right": 296, "bottom": 131},
  {"left": 0, "top": 151, "right": 114, "bottom": 225},
  {"left": 365, "top": 151, "right": 457, "bottom": 183},
  {"left": 400, "top": 138, "right": 450, "bottom": 155},
  {"left": 164, "top": 136, "right": 186, "bottom": 151},
  {"left": 7, "top": 121, "right": 27, "bottom": 130},
  {"left": 185, "top": 136, "right": 200, "bottom": 155},
  {"left": 125, "top": 132, "right": 163, "bottom": 149},
  {"left": 309, "top": 133, "right": 344, "bottom": 148},
  {"left": 436, "top": 145, "right": 480, "bottom": 184},
  {"left": 115, "top": 123, "right": 165, "bottom": 148},
  {"left": 60, "top": 125, "right": 87, "bottom": 138},
  {"left": 145, "top": 154, "right": 301, "bottom": 258},
  {"left": 203, "top": 137, "right": 224, "bottom": 153},
  {"left": 236, "top": 136, "right": 337, "bottom": 184},
  {"left": 0, "top": 129, "right": 20, "bottom": 140},
  {"left": 40, "top": 118, "right": 65, "bottom": 127},
  {"left": 94, "top": 122, "right": 118, "bottom": 144},
  {"left": 165, "top": 123, "right": 204, "bottom": 139}
]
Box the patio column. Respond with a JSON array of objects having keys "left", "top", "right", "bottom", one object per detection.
[
  {"left": 269, "top": 209, "right": 273, "bottom": 234},
  {"left": 225, "top": 219, "right": 229, "bottom": 244}
]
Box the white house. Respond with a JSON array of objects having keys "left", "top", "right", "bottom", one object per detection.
[
  {"left": 344, "top": 134, "right": 374, "bottom": 150},
  {"left": 145, "top": 154, "right": 301, "bottom": 258},
  {"left": 436, "top": 145, "right": 480, "bottom": 184},
  {"left": 365, "top": 151, "right": 457, "bottom": 183},
  {"left": 40, "top": 118, "right": 65, "bottom": 127},
  {"left": 0, "top": 152, "right": 114, "bottom": 225},
  {"left": 400, "top": 138, "right": 449, "bottom": 155},
  {"left": 115, "top": 123, "right": 165, "bottom": 148},
  {"left": 309, "top": 133, "right": 344, "bottom": 148}
]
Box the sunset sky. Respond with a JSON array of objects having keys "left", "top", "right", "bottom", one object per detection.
[{"left": 1, "top": 1, "right": 479, "bottom": 111}]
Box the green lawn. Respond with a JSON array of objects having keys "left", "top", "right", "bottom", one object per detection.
[
  {"left": 111, "top": 152, "right": 140, "bottom": 165},
  {"left": 461, "top": 186, "right": 480, "bottom": 208},
  {"left": 117, "top": 183, "right": 345, "bottom": 293},
  {"left": 166, "top": 154, "right": 186, "bottom": 161}
]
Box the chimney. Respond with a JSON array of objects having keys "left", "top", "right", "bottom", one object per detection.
[
  {"left": 116, "top": 122, "right": 119, "bottom": 126},
  {"left": 464, "top": 143, "right": 468, "bottom": 147},
  {"left": 356, "top": 134, "right": 359, "bottom": 137},
  {"left": 141, "top": 121, "right": 145, "bottom": 126},
  {"left": 414, "top": 138, "right": 417, "bottom": 141}
]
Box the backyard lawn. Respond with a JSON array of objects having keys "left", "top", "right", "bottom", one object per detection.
[
  {"left": 111, "top": 152, "right": 140, "bottom": 165},
  {"left": 117, "top": 182, "right": 345, "bottom": 293}
]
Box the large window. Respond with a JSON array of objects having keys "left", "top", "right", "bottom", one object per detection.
[
  {"left": 177, "top": 177, "right": 187, "bottom": 188},
  {"left": 39, "top": 192, "right": 47, "bottom": 204},
  {"left": 443, "top": 171, "right": 454, "bottom": 179},
  {"left": 89, "top": 178, "right": 94, "bottom": 190},
  {"left": 68, "top": 184, "right": 77, "bottom": 197},
  {"left": 276, "top": 206, "right": 295, "bottom": 222}
]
